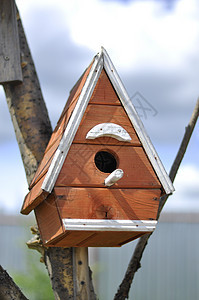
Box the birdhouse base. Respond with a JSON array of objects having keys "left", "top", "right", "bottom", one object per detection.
[
  {"left": 42, "top": 219, "right": 157, "bottom": 247},
  {"left": 34, "top": 188, "right": 160, "bottom": 247}
]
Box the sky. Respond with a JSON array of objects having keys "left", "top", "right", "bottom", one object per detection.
[{"left": 0, "top": 0, "right": 198, "bottom": 214}]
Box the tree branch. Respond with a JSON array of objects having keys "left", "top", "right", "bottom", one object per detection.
[
  {"left": 114, "top": 98, "right": 199, "bottom": 300},
  {"left": 0, "top": 265, "right": 28, "bottom": 300},
  {"left": 3, "top": 11, "right": 52, "bottom": 185}
]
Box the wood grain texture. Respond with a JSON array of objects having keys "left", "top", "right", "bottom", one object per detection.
[
  {"left": 90, "top": 69, "right": 121, "bottom": 105},
  {"left": 73, "top": 248, "right": 91, "bottom": 299},
  {"left": 47, "top": 230, "right": 145, "bottom": 247},
  {"left": 55, "top": 187, "right": 160, "bottom": 221},
  {"left": 73, "top": 104, "right": 141, "bottom": 145},
  {"left": 35, "top": 193, "right": 64, "bottom": 244},
  {"left": 21, "top": 178, "right": 48, "bottom": 214},
  {"left": 52, "top": 231, "right": 96, "bottom": 247},
  {"left": 75, "top": 231, "right": 145, "bottom": 247},
  {"left": 0, "top": 0, "right": 22, "bottom": 83},
  {"left": 56, "top": 144, "right": 161, "bottom": 188},
  {"left": 26, "top": 62, "right": 95, "bottom": 195}
]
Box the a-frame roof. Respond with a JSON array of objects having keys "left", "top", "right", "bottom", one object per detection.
[{"left": 21, "top": 47, "right": 174, "bottom": 215}]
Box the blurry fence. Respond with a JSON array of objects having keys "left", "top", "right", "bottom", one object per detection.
[
  {"left": 0, "top": 214, "right": 34, "bottom": 273},
  {"left": 89, "top": 213, "right": 199, "bottom": 300},
  {"left": 1, "top": 213, "right": 199, "bottom": 299}
]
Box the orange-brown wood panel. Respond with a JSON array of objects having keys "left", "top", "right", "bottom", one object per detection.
[
  {"left": 35, "top": 193, "right": 64, "bottom": 244},
  {"left": 56, "top": 144, "right": 161, "bottom": 188},
  {"left": 73, "top": 104, "right": 141, "bottom": 146},
  {"left": 55, "top": 187, "right": 160, "bottom": 221},
  {"left": 29, "top": 141, "right": 58, "bottom": 189},
  {"left": 29, "top": 61, "right": 95, "bottom": 189},
  {"left": 51, "top": 231, "right": 146, "bottom": 247},
  {"left": 21, "top": 179, "right": 48, "bottom": 214},
  {"left": 118, "top": 232, "right": 145, "bottom": 247},
  {"left": 52, "top": 231, "right": 96, "bottom": 247},
  {"left": 90, "top": 69, "right": 121, "bottom": 105},
  {"left": 44, "top": 112, "right": 67, "bottom": 154},
  {"left": 75, "top": 231, "right": 145, "bottom": 247}
]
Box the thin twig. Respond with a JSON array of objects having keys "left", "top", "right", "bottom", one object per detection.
[{"left": 114, "top": 98, "right": 199, "bottom": 300}]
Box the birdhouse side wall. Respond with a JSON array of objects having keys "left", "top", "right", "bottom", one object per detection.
[{"left": 34, "top": 193, "right": 64, "bottom": 244}]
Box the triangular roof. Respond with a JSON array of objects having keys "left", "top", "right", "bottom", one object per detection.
[{"left": 21, "top": 47, "right": 174, "bottom": 215}]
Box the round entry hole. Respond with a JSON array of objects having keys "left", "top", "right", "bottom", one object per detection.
[{"left": 94, "top": 151, "right": 117, "bottom": 173}]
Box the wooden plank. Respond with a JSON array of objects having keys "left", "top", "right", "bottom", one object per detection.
[
  {"left": 41, "top": 54, "right": 104, "bottom": 193},
  {"left": 29, "top": 136, "right": 61, "bottom": 189},
  {"left": 0, "top": 0, "right": 22, "bottom": 83},
  {"left": 56, "top": 144, "right": 161, "bottom": 188},
  {"left": 53, "top": 231, "right": 96, "bottom": 247},
  {"left": 76, "top": 231, "right": 145, "bottom": 247},
  {"left": 55, "top": 187, "right": 161, "bottom": 221},
  {"left": 21, "top": 178, "right": 48, "bottom": 214},
  {"left": 29, "top": 64, "right": 95, "bottom": 189},
  {"left": 52, "top": 230, "right": 145, "bottom": 247},
  {"left": 118, "top": 232, "right": 145, "bottom": 246},
  {"left": 73, "top": 104, "right": 141, "bottom": 145},
  {"left": 90, "top": 69, "right": 121, "bottom": 105},
  {"left": 73, "top": 248, "right": 91, "bottom": 299},
  {"left": 34, "top": 193, "right": 64, "bottom": 244}
]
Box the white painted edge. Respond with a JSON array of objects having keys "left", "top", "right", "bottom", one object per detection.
[
  {"left": 62, "top": 219, "right": 157, "bottom": 232},
  {"left": 101, "top": 47, "right": 174, "bottom": 195},
  {"left": 86, "top": 123, "right": 132, "bottom": 142},
  {"left": 42, "top": 52, "right": 104, "bottom": 193}
]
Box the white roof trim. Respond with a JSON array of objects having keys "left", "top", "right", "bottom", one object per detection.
[
  {"left": 42, "top": 47, "right": 174, "bottom": 195},
  {"left": 102, "top": 47, "right": 174, "bottom": 195},
  {"left": 62, "top": 218, "right": 157, "bottom": 232},
  {"left": 42, "top": 52, "right": 103, "bottom": 192}
]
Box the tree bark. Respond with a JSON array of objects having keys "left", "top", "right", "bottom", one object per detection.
[
  {"left": 3, "top": 9, "right": 52, "bottom": 185},
  {"left": 0, "top": 265, "right": 28, "bottom": 300},
  {"left": 3, "top": 5, "right": 96, "bottom": 300},
  {"left": 114, "top": 98, "right": 199, "bottom": 300}
]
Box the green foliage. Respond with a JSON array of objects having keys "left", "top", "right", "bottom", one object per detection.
[{"left": 13, "top": 250, "right": 54, "bottom": 300}]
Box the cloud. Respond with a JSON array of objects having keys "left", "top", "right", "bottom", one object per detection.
[
  {"left": 1, "top": 0, "right": 197, "bottom": 138},
  {"left": 164, "top": 164, "right": 199, "bottom": 212}
]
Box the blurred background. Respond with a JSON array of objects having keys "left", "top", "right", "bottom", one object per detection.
[{"left": 0, "top": 0, "right": 198, "bottom": 299}]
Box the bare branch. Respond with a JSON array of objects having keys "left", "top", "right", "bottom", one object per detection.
[
  {"left": 114, "top": 98, "right": 199, "bottom": 299},
  {"left": 0, "top": 265, "right": 28, "bottom": 300}
]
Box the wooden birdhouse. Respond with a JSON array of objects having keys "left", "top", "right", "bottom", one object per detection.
[{"left": 21, "top": 48, "right": 174, "bottom": 247}]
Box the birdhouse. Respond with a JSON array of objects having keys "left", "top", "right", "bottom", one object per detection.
[{"left": 21, "top": 48, "right": 174, "bottom": 247}]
